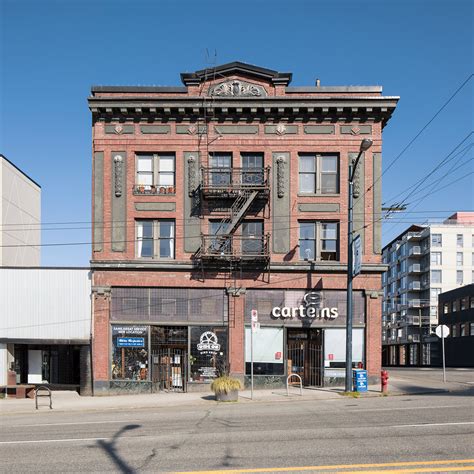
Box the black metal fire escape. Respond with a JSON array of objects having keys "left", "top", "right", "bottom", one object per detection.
[{"left": 196, "top": 166, "right": 271, "bottom": 267}]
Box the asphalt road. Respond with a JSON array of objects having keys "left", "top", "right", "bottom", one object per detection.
[{"left": 1, "top": 389, "right": 474, "bottom": 473}]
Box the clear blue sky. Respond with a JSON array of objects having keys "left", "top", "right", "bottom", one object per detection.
[{"left": 1, "top": 0, "right": 472, "bottom": 266}]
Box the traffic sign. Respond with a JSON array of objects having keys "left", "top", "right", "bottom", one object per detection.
[
  {"left": 435, "top": 324, "right": 450, "bottom": 338},
  {"left": 251, "top": 309, "right": 258, "bottom": 322}
]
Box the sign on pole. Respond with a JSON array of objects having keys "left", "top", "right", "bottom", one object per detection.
[
  {"left": 352, "top": 234, "right": 362, "bottom": 277},
  {"left": 435, "top": 324, "right": 449, "bottom": 338},
  {"left": 250, "top": 309, "right": 258, "bottom": 400},
  {"left": 435, "top": 324, "right": 449, "bottom": 383}
]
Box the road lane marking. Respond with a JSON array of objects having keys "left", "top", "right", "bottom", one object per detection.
[
  {"left": 0, "top": 437, "right": 109, "bottom": 445},
  {"left": 391, "top": 421, "right": 474, "bottom": 428},
  {"left": 344, "top": 469, "right": 474, "bottom": 473},
  {"left": 12, "top": 420, "right": 128, "bottom": 428},
  {"left": 177, "top": 459, "right": 474, "bottom": 473}
]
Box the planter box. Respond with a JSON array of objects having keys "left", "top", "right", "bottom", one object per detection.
[{"left": 215, "top": 390, "right": 239, "bottom": 402}]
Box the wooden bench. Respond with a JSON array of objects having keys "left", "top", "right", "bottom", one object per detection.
[{"left": 0, "top": 385, "right": 36, "bottom": 399}]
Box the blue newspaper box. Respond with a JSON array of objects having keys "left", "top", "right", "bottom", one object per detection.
[{"left": 353, "top": 369, "right": 368, "bottom": 392}]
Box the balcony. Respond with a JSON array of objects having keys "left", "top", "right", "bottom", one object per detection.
[
  {"left": 408, "top": 299, "right": 422, "bottom": 308},
  {"left": 408, "top": 264, "right": 421, "bottom": 274},
  {"left": 133, "top": 184, "right": 175, "bottom": 195},
  {"left": 200, "top": 167, "right": 270, "bottom": 198},
  {"left": 408, "top": 246, "right": 422, "bottom": 257},
  {"left": 408, "top": 281, "right": 421, "bottom": 291},
  {"left": 198, "top": 234, "right": 270, "bottom": 262},
  {"left": 407, "top": 231, "right": 423, "bottom": 241}
]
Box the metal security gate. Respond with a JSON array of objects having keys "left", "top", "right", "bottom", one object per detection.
[
  {"left": 287, "top": 329, "right": 323, "bottom": 387},
  {"left": 152, "top": 348, "right": 188, "bottom": 392}
]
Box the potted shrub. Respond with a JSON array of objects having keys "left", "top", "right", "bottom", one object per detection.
[{"left": 211, "top": 376, "right": 242, "bottom": 402}]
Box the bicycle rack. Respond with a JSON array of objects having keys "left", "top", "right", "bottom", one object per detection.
[
  {"left": 35, "top": 385, "right": 52, "bottom": 410},
  {"left": 286, "top": 373, "right": 303, "bottom": 397}
]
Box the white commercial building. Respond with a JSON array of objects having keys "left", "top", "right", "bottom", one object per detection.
[
  {"left": 382, "top": 212, "right": 474, "bottom": 366},
  {"left": 0, "top": 155, "right": 41, "bottom": 266},
  {"left": 0, "top": 268, "right": 92, "bottom": 393}
]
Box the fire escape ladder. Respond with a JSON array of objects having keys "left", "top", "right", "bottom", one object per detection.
[{"left": 216, "top": 190, "right": 259, "bottom": 236}]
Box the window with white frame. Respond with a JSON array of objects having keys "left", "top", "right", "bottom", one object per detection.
[
  {"left": 430, "top": 287, "right": 441, "bottom": 300},
  {"left": 456, "top": 252, "right": 463, "bottom": 266},
  {"left": 299, "top": 221, "right": 338, "bottom": 260},
  {"left": 456, "top": 270, "right": 463, "bottom": 285},
  {"left": 431, "top": 234, "right": 442, "bottom": 247},
  {"left": 136, "top": 219, "right": 175, "bottom": 259},
  {"left": 136, "top": 153, "right": 175, "bottom": 188},
  {"left": 431, "top": 252, "right": 442, "bottom": 265},
  {"left": 457, "top": 234, "right": 463, "bottom": 247},
  {"left": 299, "top": 154, "right": 339, "bottom": 194}
]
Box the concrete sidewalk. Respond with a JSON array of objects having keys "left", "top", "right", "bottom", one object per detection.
[{"left": 1, "top": 371, "right": 470, "bottom": 416}]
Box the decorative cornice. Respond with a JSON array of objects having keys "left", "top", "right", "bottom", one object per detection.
[{"left": 88, "top": 96, "right": 399, "bottom": 127}]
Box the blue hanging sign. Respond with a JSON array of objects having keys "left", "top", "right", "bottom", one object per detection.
[{"left": 117, "top": 337, "right": 145, "bottom": 348}]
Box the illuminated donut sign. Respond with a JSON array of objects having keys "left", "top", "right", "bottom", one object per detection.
[{"left": 271, "top": 291, "right": 338, "bottom": 320}]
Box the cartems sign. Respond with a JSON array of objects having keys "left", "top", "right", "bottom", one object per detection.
[{"left": 271, "top": 291, "right": 338, "bottom": 319}]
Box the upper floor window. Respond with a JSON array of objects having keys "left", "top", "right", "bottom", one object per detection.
[
  {"left": 241, "top": 153, "right": 264, "bottom": 185},
  {"left": 210, "top": 153, "right": 232, "bottom": 185},
  {"left": 431, "top": 269, "right": 442, "bottom": 284},
  {"left": 431, "top": 252, "right": 442, "bottom": 265},
  {"left": 136, "top": 219, "right": 175, "bottom": 259},
  {"left": 299, "top": 221, "right": 338, "bottom": 261},
  {"left": 241, "top": 220, "right": 264, "bottom": 255},
  {"left": 456, "top": 270, "right": 463, "bottom": 285},
  {"left": 431, "top": 234, "right": 442, "bottom": 247},
  {"left": 299, "top": 154, "right": 339, "bottom": 194},
  {"left": 136, "top": 153, "right": 175, "bottom": 190},
  {"left": 456, "top": 252, "right": 463, "bottom": 266},
  {"left": 457, "top": 234, "right": 463, "bottom": 247}
]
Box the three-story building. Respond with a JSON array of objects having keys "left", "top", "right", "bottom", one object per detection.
[{"left": 88, "top": 62, "right": 398, "bottom": 394}]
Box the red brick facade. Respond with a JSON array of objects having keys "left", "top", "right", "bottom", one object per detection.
[{"left": 89, "top": 62, "right": 398, "bottom": 393}]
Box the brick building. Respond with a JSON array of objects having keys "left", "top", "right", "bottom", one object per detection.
[{"left": 88, "top": 62, "right": 398, "bottom": 394}]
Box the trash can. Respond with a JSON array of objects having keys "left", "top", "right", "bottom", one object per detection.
[{"left": 353, "top": 369, "right": 368, "bottom": 392}]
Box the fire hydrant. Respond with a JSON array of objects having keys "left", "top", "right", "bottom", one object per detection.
[{"left": 381, "top": 370, "right": 389, "bottom": 394}]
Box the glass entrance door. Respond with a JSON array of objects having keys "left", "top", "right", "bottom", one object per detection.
[{"left": 287, "top": 329, "right": 323, "bottom": 387}]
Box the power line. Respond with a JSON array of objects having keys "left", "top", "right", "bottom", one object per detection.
[
  {"left": 382, "top": 137, "right": 472, "bottom": 206},
  {"left": 365, "top": 74, "right": 473, "bottom": 199}
]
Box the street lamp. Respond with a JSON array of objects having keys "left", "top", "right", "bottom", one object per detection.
[{"left": 345, "top": 138, "right": 373, "bottom": 392}]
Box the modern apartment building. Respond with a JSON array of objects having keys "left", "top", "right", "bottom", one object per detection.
[
  {"left": 88, "top": 62, "right": 398, "bottom": 394},
  {"left": 382, "top": 212, "right": 474, "bottom": 366},
  {"left": 0, "top": 155, "right": 41, "bottom": 266}
]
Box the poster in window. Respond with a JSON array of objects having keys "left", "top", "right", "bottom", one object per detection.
[
  {"left": 112, "top": 325, "right": 149, "bottom": 380},
  {"left": 190, "top": 326, "right": 227, "bottom": 382}
]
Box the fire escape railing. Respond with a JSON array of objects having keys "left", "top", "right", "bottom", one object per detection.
[
  {"left": 200, "top": 167, "right": 270, "bottom": 196},
  {"left": 199, "top": 234, "right": 270, "bottom": 260}
]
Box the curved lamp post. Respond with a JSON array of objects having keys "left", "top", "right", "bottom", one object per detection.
[{"left": 345, "top": 138, "right": 373, "bottom": 392}]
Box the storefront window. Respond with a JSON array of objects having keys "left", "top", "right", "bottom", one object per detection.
[
  {"left": 190, "top": 326, "right": 227, "bottom": 382},
  {"left": 245, "top": 327, "right": 284, "bottom": 376},
  {"left": 111, "top": 325, "right": 149, "bottom": 380}
]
